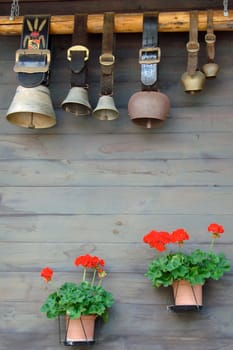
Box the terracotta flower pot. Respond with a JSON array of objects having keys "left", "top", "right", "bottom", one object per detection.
[
  {"left": 172, "top": 280, "right": 203, "bottom": 306},
  {"left": 65, "top": 315, "right": 96, "bottom": 344}
]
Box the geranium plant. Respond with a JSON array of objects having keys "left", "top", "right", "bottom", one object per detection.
[
  {"left": 40, "top": 254, "right": 114, "bottom": 322},
  {"left": 143, "top": 223, "right": 231, "bottom": 288}
]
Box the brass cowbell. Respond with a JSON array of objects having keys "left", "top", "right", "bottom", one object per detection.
[{"left": 6, "top": 85, "right": 56, "bottom": 129}]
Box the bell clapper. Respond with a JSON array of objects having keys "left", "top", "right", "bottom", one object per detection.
[
  {"left": 29, "top": 112, "right": 35, "bottom": 129},
  {"left": 146, "top": 118, "right": 152, "bottom": 129}
]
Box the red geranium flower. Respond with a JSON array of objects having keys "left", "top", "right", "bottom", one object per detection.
[
  {"left": 40, "top": 267, "right": 53, "bottom": 282},
  {"left": 170, "top": 228, "right": 190, "bottom": 245},
  {"left": 143, "top": 230, "right": 171, "bottom": 252},
  {"left": 152, "top": 241, "right": 167, "bottom": 252},
  {"left": 208, "top": 223, "right": 224, "bottom": 238},
  {"left": 74, "top": 254, "right": 105, "bottom": 270}
]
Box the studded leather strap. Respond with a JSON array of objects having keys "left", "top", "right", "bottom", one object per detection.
[{"left": 140, "top": 12, "right": 160, "bottom": 91}]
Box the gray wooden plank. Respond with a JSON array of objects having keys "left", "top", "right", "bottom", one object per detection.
[
  {"left": 1, "top": 333, "right": 232, "bottom": 350},
  {"left": 2, "top": 78, "right": 233, "bottom": 109},
  {"left": 1, "top": 106, "right": 233, "bottom": 134},
  {"left": 1, "top": 272, "right": 232, "bottom": 306},
  {"left": 0, "top": 242, "right": 232, "bottom": 273},
  {"left": 0, "top": 214, "right": 232, "bottom": 243},
  {"left": 0, "top": 159, "right": 232, "bottom": 186},
  {"left": 0, "top": 133, "right": 233, "bottom": 160},
  {"left": 0, "top": 187, "right": 233, "bottom": 215},
  {"left": 1, "top": 302, "right": 233, "bottom": 338}
]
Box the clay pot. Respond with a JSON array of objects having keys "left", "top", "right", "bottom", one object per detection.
[
  {"left": 65, "top": 315, "right": 96, "bottom": 345},
  {"left": 172, "top": 280, "right": 203, "bottom": 306}
]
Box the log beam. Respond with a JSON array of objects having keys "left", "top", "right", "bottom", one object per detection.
[{"left": 0, "top": 10, "right": 233, "bottom": 36}]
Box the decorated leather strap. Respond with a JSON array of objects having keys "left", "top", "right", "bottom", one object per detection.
[
  {"left": 68, "top": 14, "right": 89, "bottom": 88},
  {"left": 14, "top": 15, "right": 51, "bottom": 87},
  {"left": 186, "top": 11, "right": 200, "bottom": 76},
  {"left": 99, "top": 12, "right": 115, "bottom": 96},
  {"left": 139, "top": 12, "right": 160, "bottom": 91},
  {"left": 205, "top": 9, "right": 216, "bottom": 63}
]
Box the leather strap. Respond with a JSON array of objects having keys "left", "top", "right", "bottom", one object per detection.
[
  {"left": 69, "top": 14, "right": 89, "bottom": 88},
  {"left": 140, "top": 12, "right": 160, "bottom": 91},
  {"left": 99, "top": 12, "right": 115, "bottom": 95},
  {"left": 186, "top": 11, "right": 199, "bottom": 76},
  {"left": 14, "top": 15, "right": 51, "bottom": 87},
  {"left": 205, "top": 9, "right": 216, "bottom": 63}
]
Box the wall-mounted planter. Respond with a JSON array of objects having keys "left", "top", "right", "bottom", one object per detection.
[
  {"left": 59, "top": 315, "right": 97, "bottom": 347},
  {"left": 167, "top": 280, "right": 203, "bottom": 312}
]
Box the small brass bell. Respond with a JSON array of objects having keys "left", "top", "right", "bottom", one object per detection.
[
  {"left": 202, "top": 63, "right": 219, "bottom": 78},
  {"left": 181, "top": 71, "right": 206, "bottom": 94},
  {"left": 203, "top": 10, "right": 219, "bottom": 79},
  {"left": 61, "top": 87, "right": 92, "bottom": 116},
  {"left": 6, "top": 85, "right": 56, "bottom": 129},
  {"left": 93, "top": 95, "right": 119, "bottom": 121},
  {"left": 128, "top": 91, "right": 170, "bottom": 129}
]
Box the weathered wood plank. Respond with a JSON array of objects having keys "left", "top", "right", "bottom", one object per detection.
[
  {"left": 0, "top": 133, "right": 233, "bottom": 160},
  {"left": 0, "top": 159, "right": 233, "bottom": 186},
  {"left": 1, "top": 106, "right": 233, "bottom": 134},
  {"left": 0, "top": 187, "right": 233, "bottom": 215},
  {"left": 0, "top": 242, "right": 232, "bottom": 273},
  {"left": 0, "top": 0, "right": 224, "bottom": 18},
  {"left": 1, "top": 302, "right": 233, "bottom": 338},
  {"left": 1, "top": 77, "right": 233, "bottom": 110},
  {"left": 1, "top": 272, "right": 232, "bottom": 307},
  {"left": 0, "top": 214, "right": 232, "bottom": 243},
  {"left": 1, "top": 31, "right": 232, "bottom": 64},
  {"left": 2, "top": 63, "right": 233, "bottom": 109},
  {"left": 1, "top": 333, "right": 233, "bottom": 350}
]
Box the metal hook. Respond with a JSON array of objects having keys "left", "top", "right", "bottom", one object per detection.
[
  {"left": 9, "top": 0, "right": 19, "bottom": 20},
  {"left": 223, "top": 0, "right": 229, "bottom": 16}
]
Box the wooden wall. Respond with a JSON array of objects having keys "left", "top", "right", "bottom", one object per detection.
[
  {"left": 0, "top": 26, "right": 233, "bottom": 350},
  {"left": 0, "top": 0, "right": 225, "bottom": 15}
]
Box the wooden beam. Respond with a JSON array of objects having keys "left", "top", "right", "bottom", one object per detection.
[{"left": 0, "top": 10, "right": 233, "bottom": 35}]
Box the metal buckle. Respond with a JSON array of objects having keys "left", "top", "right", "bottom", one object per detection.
[
  {"left": 67, "top": 45, "right": 89, "bottom": 61},
  {"left": 14, "top": 49, "right": 51, "bottom": 73},
  {"left": 99, "top": 53, "right": 115, "bottom": 66},
  {"left": 139, "top": 47, "right": 161, "bottom": 64},
  {"left": 205, "top": 33, "right": 216, "bottom": 44},
  {"left": 186, "top": 41, "right": 200, "bottom": 53}
]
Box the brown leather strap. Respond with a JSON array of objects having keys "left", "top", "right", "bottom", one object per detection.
[
  {"left": 186, "top": 11, "right": 199, "bottom": 76},
  {"left": 205, "top": 9, "right": 216, "bottom": 63},
  {"left": 99, "top": 12, "right": 115, "bottom": 95},
  {"left": 69, "top": 14, "right": 89, "bottom": 88}
]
